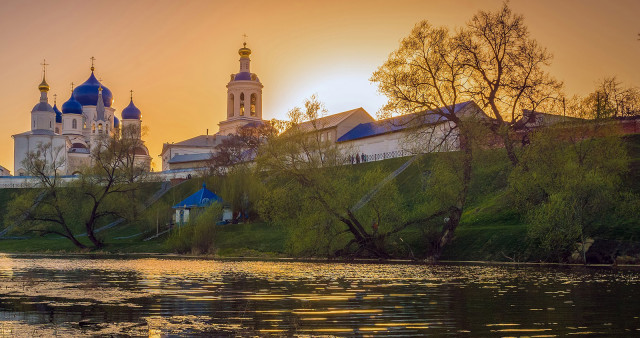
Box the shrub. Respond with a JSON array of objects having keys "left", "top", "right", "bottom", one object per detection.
[{"left": 166, "top": 204, "right": 222, "bottom": 254}]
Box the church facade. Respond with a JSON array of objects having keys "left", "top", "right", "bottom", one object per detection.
[{"left": 13, "top": 62, "right": 151, "bottom": 176}]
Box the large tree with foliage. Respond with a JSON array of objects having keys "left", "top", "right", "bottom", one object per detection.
[
  {"left": 7, "top": 125, "right": 148, "bottom": 249},
  {"left": 370, "top": 20, "right": 489, "bottom": 259},
  {"left": 218, "top": 164, "right": 264, "bottom": 221},
  {"left": 509, "top": 123, "right": 637, "bottom": 263},
  {"left": 257, "top": 96, "right": 438, "bottom": 258}
]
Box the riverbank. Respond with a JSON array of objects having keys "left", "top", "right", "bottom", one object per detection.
[{"left": 1, "top": 134, "right": 639, "bottom": 262}]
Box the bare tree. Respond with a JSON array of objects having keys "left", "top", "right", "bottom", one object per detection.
[
  {"left": 79, "top": 129, "right": 148, "bottom": 248},
  {"left": 207, "top": 122, "right": 277, "bottom": 173},
  {"left": 456, "top": 2, "right": 563, "bottom": 165},
  {"left": 8, "top": 127, "right": 148, "bottom": 249},
  {"left": 590, "top": 76, "right": 640, "bottom": 118}
]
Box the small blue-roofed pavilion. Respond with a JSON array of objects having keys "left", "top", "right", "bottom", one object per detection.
[{"left": 172, "top": 183, "right": 223, "bottom": 225}]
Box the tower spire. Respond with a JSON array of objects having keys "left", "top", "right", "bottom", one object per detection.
[
  {"left": 38, "top": 59, "right": 50, "bottom": 92},
  {"left": 96, "top": 82, "right": 105, "bottom": 121}
]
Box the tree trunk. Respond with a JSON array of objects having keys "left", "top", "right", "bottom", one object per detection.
[
  {"left": 65, "top": 233, "right": 87, "bottom": 249},
  {"left": 580, "top": 231, "right": 587, "bottom": 265},
  {"left": 431, "top": 127, "right": 474, "bottom": 261},
  {"left": 502, "top": 129, "right": 519, "bottom": 166},
  {"left": 85, "top": 217, "right": 104, "bottom": 249},
  {"left": 87, "top": 229, "right": 103, "bottom": 249},
  {"left": 431, "top": 207, "right": 462, "bottom": 261}
]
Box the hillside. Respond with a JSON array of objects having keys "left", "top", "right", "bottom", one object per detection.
[{"left": 0, "top": 134, "right": 638, "bottom": 262}]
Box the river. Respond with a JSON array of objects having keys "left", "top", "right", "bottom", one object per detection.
[{"left": 0, "top": 254, "right": 638, "bottom": 336}]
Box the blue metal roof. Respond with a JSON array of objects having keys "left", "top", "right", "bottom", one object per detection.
[
  {"left": 73, "top": 72, "right": 113, "bottom": 107},
  {"left": 121, "top": 99, "right": 141, "bottom": 120},
  {"left": 172, "top": 183, "right": 222, "bottom": 209},
  {"left": 53, "top": 103, "right": 62, "bottom": 123},
  {"left": 168, "top": 153, "right": 212, "bottom": 164},
  {"left": 234, "top": 72, "right": 252, "bottom": 81},
  {"left": 62, "top": 93, "right": 83, "bottom": 115},
  {"left": 337, "top": 102, "right": 472, "bottom": 142},
  {"left": 31, "top": 101, "right": 54, "bottom": 113}
]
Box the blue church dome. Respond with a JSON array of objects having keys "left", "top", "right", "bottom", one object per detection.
[
  {"left": 53, "top": 103, "right": 62, "bottom": 123},
  {"left": 234, "top": 72, "right": 252, "bottom": 81},
  {"left": 121, "top": 99, "right": 141, "bottom": 120},
  {"left": 31, "top": 102, "right": 54, "bottom": 113},
  {"left": 62, "top": 93, "right": 83, "bottom": 115},
  {"left": 114, "top": 116, "right": 120, "bottom": 128},
  {"left": 73, "top": 72, "right": 113, "bottom": 107}
]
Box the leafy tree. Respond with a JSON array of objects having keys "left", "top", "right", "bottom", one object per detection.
[
  {"left": 456, "top": 2, "right": 563, "bottom": 165},
  {"left": 257, "top": 96, "right": 433, "bottom": 258},
  {"left": 370, "top": 20, "right": 487, "bottom": 260},
  {"left": 509, "top": 124, "right": 635, "bottom": 262},
  {"left": 219, "top": 164, "right": 264, "bottom": 221}
]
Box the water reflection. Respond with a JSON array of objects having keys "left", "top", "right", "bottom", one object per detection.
[{"left": 0, "top": 254, "right": 639, "bottom": 336}]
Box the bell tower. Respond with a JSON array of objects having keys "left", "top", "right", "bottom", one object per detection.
[{"left": 218, "top": 41, "right": 264, "bottom": 135}]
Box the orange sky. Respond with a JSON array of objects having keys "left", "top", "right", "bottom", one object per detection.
[{"left": 0, "top": 0, "right": 638, "bottom": 172}]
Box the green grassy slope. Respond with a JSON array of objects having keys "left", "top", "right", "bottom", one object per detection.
[{"left": 1, "top": 134, "right": 639, "bottom": 260}]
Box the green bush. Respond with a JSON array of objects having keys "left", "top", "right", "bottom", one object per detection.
[{"left": 165, "top": 204, "right": 222, "bottom": 254}]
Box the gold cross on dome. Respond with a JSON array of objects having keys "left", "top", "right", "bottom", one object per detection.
[
  {"left": 130, "top": 90, "right": 134, "bottom": 100},
  {"left": 71, "top": 82, "right": 74, "bottom": 92},
  {"left": 90, "top": 56, "right": 96, "bottom": 71},
  {"left": 53, "top": 93, "right": 57, "bottom": 104},
  {"left": 40, "top": 59, "right": 49, "bottom": 75},
  {"left": 242, "top": 33, "right": 248, "bottom": 46}
]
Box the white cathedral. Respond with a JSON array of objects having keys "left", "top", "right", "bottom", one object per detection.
[{"left": 12, "top": 62, "right": 151, "bottom": 176}]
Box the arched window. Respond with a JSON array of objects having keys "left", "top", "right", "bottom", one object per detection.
[
  {"left": 55, "top": 127, "right": 59, "bottom": 134},
  {"left": 92, "top": 124, "right": 96, "bottom": 134},
  {"left": 33, "top": 120, "right": 35, "bottom": 128},
  {"left": 72, "top": 119, "right": 77, "bottom": 129},
  {"left": 250, "top": 93, "right": 256, "bottom": 116},
  {"left": 49, "top": 121, "right": 52, "bottom": 128},
  {"left": 240, "top": 92, "right": 245, "bottom": 116},
  {"left": 228, "top": 94, "right": 234, "bottom": 117},
  {"left": 98, "top": 124, "right": 103, "bottom": 134}
]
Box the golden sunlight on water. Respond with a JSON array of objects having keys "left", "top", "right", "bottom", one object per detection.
[{"left": 1, "top": 254, "right": 640, "bottom": 336}]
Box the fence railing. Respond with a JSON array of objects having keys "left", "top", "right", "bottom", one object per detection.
[{"left": 346, "top": 149, "right": 411, "bottom": 164}]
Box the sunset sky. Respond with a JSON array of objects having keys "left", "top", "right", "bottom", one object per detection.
[{"left": 0, "top": 0, "right": 638, "bottom": 172}]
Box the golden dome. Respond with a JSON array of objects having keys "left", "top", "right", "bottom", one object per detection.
[
  {"left": 238, "top": 42, "right": 251, "bottom": 58},
  {"left": 38, "top": 76, "right": 49, "bottom": 92}
]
